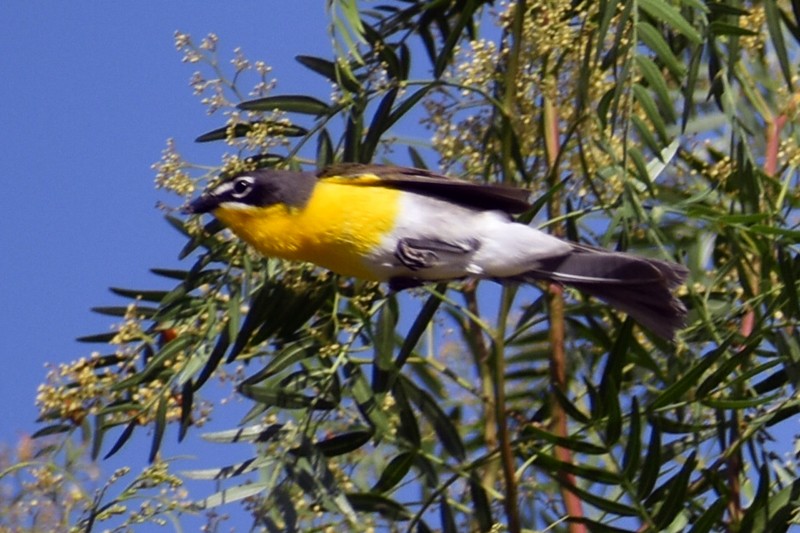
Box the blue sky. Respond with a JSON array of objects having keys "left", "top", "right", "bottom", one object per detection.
[{"left": 0, "top": 4, "right": 336, "bottom": 442}]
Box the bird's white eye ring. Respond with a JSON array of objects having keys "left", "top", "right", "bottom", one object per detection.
[{"left": 231, "top": 176, "right": 254, "bottom": 197}]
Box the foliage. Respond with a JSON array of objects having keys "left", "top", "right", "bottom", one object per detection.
[{"left": 7, "top": 0, "right": 800, "bottom": 531}]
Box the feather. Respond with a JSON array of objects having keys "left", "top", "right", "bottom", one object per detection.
[{"left": 318, "top": 163, "right": 532, "bottom": 213}]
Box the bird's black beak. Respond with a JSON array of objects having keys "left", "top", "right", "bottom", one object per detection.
[{"left": 183, "top": 193, "right": 218, "bottom": 215}]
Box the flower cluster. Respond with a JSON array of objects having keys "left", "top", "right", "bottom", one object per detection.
[
  {"left": 153, "top": 138, "right": 194, "bottom": 197},
  {"left": 423, "top": 1, "right": 629, "bottom": 203},
  {"left": 35, "top": 304, "right": 210, "bottom": 429}
]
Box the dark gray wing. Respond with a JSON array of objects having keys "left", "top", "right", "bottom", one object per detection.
[{"left": 318, "top": 163, "right": 532, "bottom": 214}]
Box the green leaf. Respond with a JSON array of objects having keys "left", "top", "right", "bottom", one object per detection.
[
  {"left": 202, "top": 482, "right": 270, "bottom": 508},
  {"left": 346, "top": 492, "right": 412, "bottom": 520},
  {"left": 109, "top": 287, "right": 169, "bottom": 303},
  {"left": 193, "top": 326, "right": 230, "bottom": 391},
  {"left": 392, "top": 378, "right": 421, "bottom": 447},
  {"left": 372, "top": 298, "right": 398, "bottom": 393},
  {"left": 622, "top": 397, "right": 642, "bottom": 479},
  {"left": 433, "top": 0, "right": 480, "bottom": 77},
  {"left": 387, "top": 85, "right": 434, "bottom": 126},
  {"left": 344, "top": 107, "right": 364, "bottom": 162},
  {"left": 566, "top": 518, "right": 637, "bottom": 533},
  {"left": 178, "top": 380, "right": 193, "bottom": 442},
  {"left": 529, "top": 450, "right": 621, "bottom": 484},
  {"left": 468, "top": 471, "right": 493, "bottom": 531},
  {"left": 391, "top": 287, "right": 444, "bottom": 380},
  {"left": 371, "top": 452, "right": 415, "bottom": 493},
  {"left": 701, "top": 393, "right": 780, "bottom": 409},
  {"left": 31, "top": 423, "right": 73, "bottom": 439},
  {"left": 520, "top": 424, "right": 608, "bottom": 455},
  {"left": 637, "top": 423, "right": 661, "bottom": 499},
  {"left": 238, "top": 95, "right": 332, "bottom": 115},
  {"left": 201, "top": 422, "right": 285, "bottom": 444},
  {"left": 316, "top": 430, "right": 372, "bottom": 457},
  {"left": 102, "top": 420, "right": 136, "bottom": 460},
  {"left": 764, "top": 0, "right": 794, "bottom": 89},
  {"left": 195, "top": 121, "right": 308, "bottom": 143},
  {"left": 295, "top": 55, "right": 361, "bottom": 93},
  {"left": 227, "top": 280, "right": 281, "bottom": 363},
  {"left": 637, "top": 22, "right": 686, "bottom": 77},
  {"left": 551, "top": 385, "right": 591, "bottom": 424},
  {"left": 652, "top": 452, "right": 697, "bottom": 529},
  {"left": 344, "top": 362, "right": 393, "bottom": 436},
  {"left": 632, "top": 115, "right": 663, "bottom": 155},
  {"left": 182, "top": 456, "right": 272, "bottom": 480},
  {"left": 440, "top": 496, "right": 457, "bottom": 533},
  {"left": 148, "top": 395, "right": 168, "bottom": 463},
  {"left": 709, "top": 21, "right": 759, "bottom": 37},
  {"left": 745, "top": 472, "right": 800, "bottom": 532},
  {"left": 688, "top": 496, "right": 727, "bottom": 533},
  {"left": 696, "top": 342, "right": 757, "bottom": 397},
  {"left": 399, "top": 375, "right": 466, "bottom": 461},
  {"left": 636, "top": 54, "right": 677, "bottom": 122},
  {"left": 317, "top": 128, "right": 334, "bottom": 167},
  {"left": 240, "top": 341, "right": 319, "bottom": 387},
  {"left": 562, "top": 482, "right": 639, "bottom": 516},
  {"left": 363, "top": 87, "right": 399, "bottom": 172},
  {"left": 650, "top": 342, "right": 730, "bottom": 410},
  {"left": 112, "top": 335, "right": 194, "bottom": 391},
  {"left": 639, "top": 0, "right": 702, "bottom": 44},
  {"left": 90, "top": 305, "right": 156, "bottom": 318},
  {"left": 150, "top": 267, "right": 189, "bottom": 281},
  {"left": 238, "top": 382, "right": 338, "bottom": 410},
  {"left": 599, "top": 319, "right": 632, "bottom": 444},
  {"left": 633, "top": 83, "right": 669, "bottom": 143}
]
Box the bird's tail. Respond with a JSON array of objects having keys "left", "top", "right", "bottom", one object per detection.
[{"left": 524, "top": 245, "right": 688, "bottom": 339}]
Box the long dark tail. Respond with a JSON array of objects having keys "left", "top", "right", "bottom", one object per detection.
[{"left": 524, "top": 245, "right": 688, "bottom": 339}]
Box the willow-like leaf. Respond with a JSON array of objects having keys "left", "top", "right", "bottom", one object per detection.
[
  {"left": 316, "top": 430, "right": 372, "bottom": 457},
  {"left": 637, "top": 423, "right": 662, "bottom": 499},
  {"left": 102, "top": 420, "right": 136, "bottom": 460},
  {"left": 764, "top": 0, "right": 794, "bottom": 88},
  {"left": 195, "top": 121, "right": 307, "bottom": 143},
  {"left": 651, "top": 452, "right": 697, "bottom": 529},
  {"left": 295, "top": 55, "right": 361, "bottom": 93},
  {"left": 148, "top": 395, "right": 168, "bottom": 463},
  {"left": 371, "top": 452, "right": 415, "bottom": 493},
  {"left": 112, "top": 335, "right": 194, "bottom": 391},
  {"left": 639, "top": 0, "right": 702, "bottom": 44},
  {"left": 637, "top": 21, "right": 686, "bottom": 77},
  {"left": 346, "top": 492, "right": 412, "bottom": 521},
  {"left": 399, "top": 375, "right": 466, "bottom": 461},
  {"left": 237, "top": 94, "right": 332, "bottom": 115}
]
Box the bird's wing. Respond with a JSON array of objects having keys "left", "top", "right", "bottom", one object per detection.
[{"left": 317, "top": 163, "right": 532, "bottom": 214}]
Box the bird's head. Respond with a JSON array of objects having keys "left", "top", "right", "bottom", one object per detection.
[{"left": 184, "top": 169, "right": 316, "bottom": 215}]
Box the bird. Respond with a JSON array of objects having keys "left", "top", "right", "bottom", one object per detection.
[{"left": 185, "top": 163, "right": 688, "bottom": 339}]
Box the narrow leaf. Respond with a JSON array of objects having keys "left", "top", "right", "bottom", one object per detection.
[
  {"left": 148, "top": 395, "right": 168, "bottom": 463},
  {"left": 346, "top": 492, "right": 412, "bottom": 520},
  {"left": 637, "top": 423, "right": 661, "bottom": 498},
  {"left": 103, "top": 420, "right": 136, "bottom": 459},
  {"left": 371, "top": 452, "right": 415, "bottom": 493},
  {"left": 637, "top": 22, "right": 686, "bottom": 77},
  {"left": 238, "top": 95, "right": 332, "bottom": 115},
  {"left": 639, "top": 0, "right": 702, "bottom": 44},
  {"left": 316, "top": 430, "right": 372, "bottom": 457}
]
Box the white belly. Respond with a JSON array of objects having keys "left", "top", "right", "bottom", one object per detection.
[{"left": 363, "top": 193, "right": 571, "bottom": 281}]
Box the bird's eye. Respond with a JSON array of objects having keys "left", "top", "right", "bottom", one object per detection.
[{"left": 231, "top": 176, "right": 254, "bottom": 197}]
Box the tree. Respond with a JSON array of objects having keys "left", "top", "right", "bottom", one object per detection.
[{"left": 7, "top": 1, "right": 800, "bottom": 531}]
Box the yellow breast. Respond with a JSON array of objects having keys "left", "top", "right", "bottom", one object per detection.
[{"left": 213, "top": 180, "right": 401, "bottom": 279}]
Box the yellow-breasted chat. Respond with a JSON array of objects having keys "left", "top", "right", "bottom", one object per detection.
[{"left": 185, "top": 163, "right": 688, "bottom": 339}]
